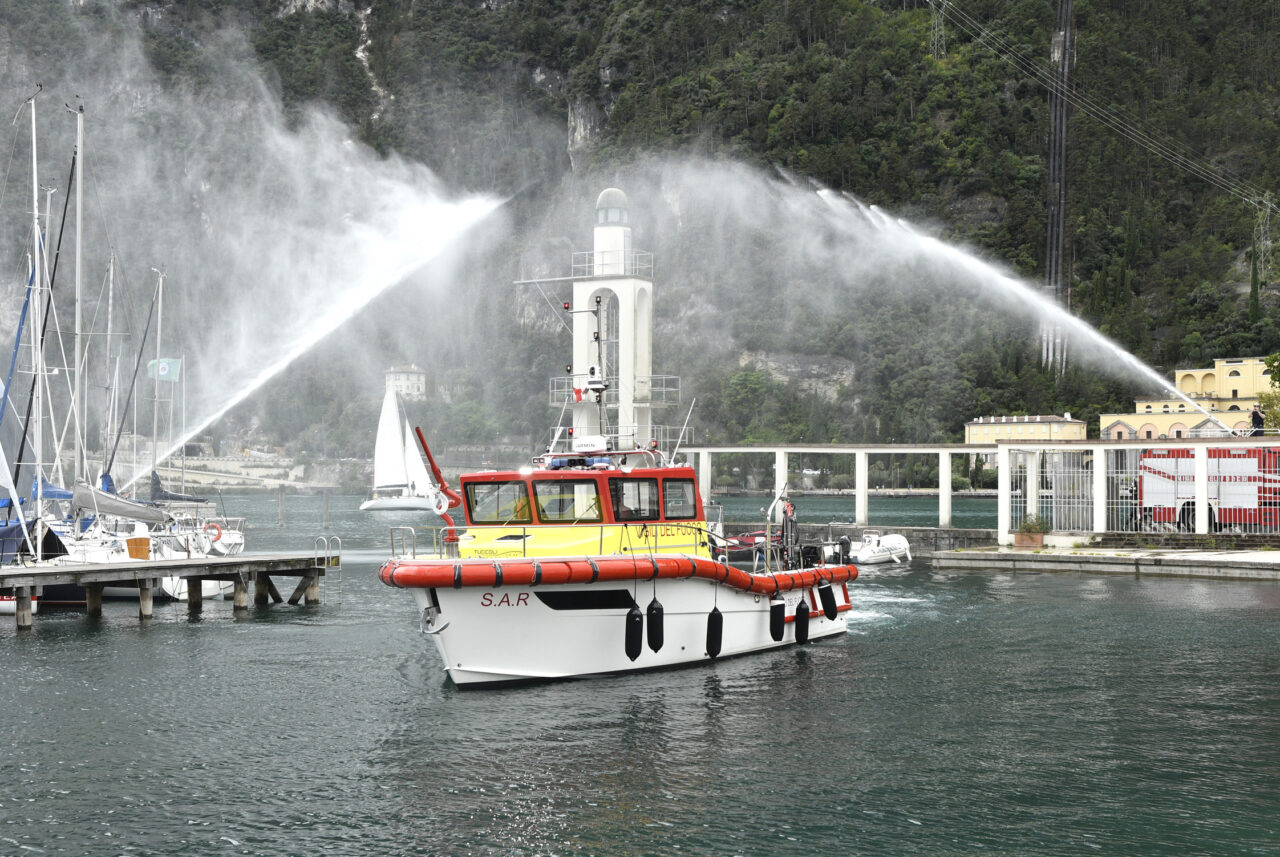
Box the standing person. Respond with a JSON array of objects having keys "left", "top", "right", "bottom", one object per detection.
[{"left": 1251, "top": 403, "right": 1265, "bottom": 436}]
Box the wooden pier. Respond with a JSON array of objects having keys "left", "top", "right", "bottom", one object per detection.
[{"left": 1, "top": 551, "right": 340, "bottom": 629}]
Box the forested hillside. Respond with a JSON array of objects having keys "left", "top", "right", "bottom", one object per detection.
[{"left": 6, "top": 0, "right": 1280, "bottom": 461}]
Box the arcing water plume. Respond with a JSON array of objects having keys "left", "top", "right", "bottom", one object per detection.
[
  {"left": 127, "top": 189, "right": 503, "bottom": 491},
  {"left": 618, "top": 158, "right": 1221, "bottom": 428},
  {"left": 805, "top": 186, "right": 1225, "bottom": 425},
  {"left": 0, "top": 9, "right": 507, "bottom": 490}
]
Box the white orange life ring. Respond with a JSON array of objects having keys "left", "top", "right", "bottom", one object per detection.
[{"left": 204, "top": 522, "right": 223, "bottom": 542}]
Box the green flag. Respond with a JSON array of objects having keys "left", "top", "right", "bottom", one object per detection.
[{"left": 147, "top": 358, "right": 182, "bottom": 383}]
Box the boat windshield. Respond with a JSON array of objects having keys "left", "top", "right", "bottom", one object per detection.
[
  {"left": 533, "top": 479, "right": 603, "bottom": 524},
  {"left": 609, "top": 477, "right": 660, "bottom": 522},
  {"left": 662, "top": 479, "right": 698, "bottom": 520},
  {"left": 465, "top": 481, "right": 533, "bottom": 525}
]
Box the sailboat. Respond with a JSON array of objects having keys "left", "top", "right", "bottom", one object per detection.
[
  {"left": 1, "top": 98, "right": 235, "bottom": 606},
  {"left": 360, "top": 383, "right": 443, "bottom": 512}
]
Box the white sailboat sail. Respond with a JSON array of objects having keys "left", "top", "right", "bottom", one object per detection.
[
  {"left": 371, "top": 386, "right": 406, "bottom": 492},
  {"left": 402, "top": 414, "right": 434, "bottom": 496},
  {"left": 360, "top": 385, "right": 441, "bottom": 511}
]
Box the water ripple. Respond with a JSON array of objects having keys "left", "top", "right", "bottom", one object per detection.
[{"left": 3, "top": 505, "right": 1279, "bottom": 855}]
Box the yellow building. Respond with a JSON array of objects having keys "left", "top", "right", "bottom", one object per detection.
[
  {"left": 1099, "top": 356, "right": 1271, "bottom": 440},
  {"left": 964, "top": 413, "right": 1087, "bottom": 444}
]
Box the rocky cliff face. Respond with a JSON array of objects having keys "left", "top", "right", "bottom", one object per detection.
[
  {"left": 567, "top": 96, "right": 603, "bottom": 170},
  {"left": 737, "top": 351, "right": 857, "bottom": 403},
  {"left": 276, "top": 0, "right": 353, "bottom": 15}
]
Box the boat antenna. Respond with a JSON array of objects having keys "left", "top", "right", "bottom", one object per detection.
[
  {"left": 12, "top": 84, "right": 40, "bottom": 124},
  {"left": 548, "top": 396, "right": 572, "bottom": 453},
  {"left": 671, "top": 398, "right": 696, "bottom": 462}
]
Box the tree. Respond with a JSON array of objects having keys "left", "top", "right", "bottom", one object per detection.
[{"left": 1258, "top": 353, "right": 1280, "bottom": 429}]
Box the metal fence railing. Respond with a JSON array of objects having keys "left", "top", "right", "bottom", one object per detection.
[{"left": 1007, "top": 443, "right": 1280, "bottom": 536}]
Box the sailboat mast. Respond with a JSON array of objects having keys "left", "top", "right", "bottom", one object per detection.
[
  {"left": 72, "top": 104, "right": 84, "bottom": 484},
  {"left": 103, "top": 254, "right": 115, "bottom": 471},
  {"left": 28, "top": 91, "right": 42, "bottom": 559},
  {"left": 180, "top": 350, "right": 186, "bottom": 492},
  {"left": 150, "top": 269, "right": 163, "bottom": 474}
]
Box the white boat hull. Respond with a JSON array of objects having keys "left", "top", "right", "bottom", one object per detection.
[
  {"left": 409, "top": 577, "right": 851, "bottom": 686},
  {"left": 156, "top": 577, "right": 235, "bottom": 601},
  {"left": 0, "top": 595, "right": 36, "bottom": 615},
  {"left": 854, "top": 533, "right": 912, "bottom": 565},
  {"left": 360, "top": 495, "right": 438, "bottom": 511}
]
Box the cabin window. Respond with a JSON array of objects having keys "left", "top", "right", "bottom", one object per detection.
[
  {"left": 663, "top": 479, "right": 697, "bottom": 520},
  {"left": 465, "top": 481, "right": 532, "bottom": 525},
  {"left": 533, "top": 480, "right": 602, "bottom": 524},
  {"left": 609, "top": 477, "right": 660, "bottom": 521}
]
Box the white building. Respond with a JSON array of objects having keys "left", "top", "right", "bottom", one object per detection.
[{"left": 386, "top": 364, "right": 426, "bottom": 401}]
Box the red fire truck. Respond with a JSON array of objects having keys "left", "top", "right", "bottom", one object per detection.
[{"left": 1135, "top": 446, "right": 1280, "bottom": 531}]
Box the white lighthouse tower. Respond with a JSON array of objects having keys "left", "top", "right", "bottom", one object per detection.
[{"left": 566, "top": 188, "right": 658, "bottom": 450}]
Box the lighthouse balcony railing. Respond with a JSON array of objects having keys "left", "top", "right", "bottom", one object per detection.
[
  {"left": 571, "top": 250, "right": 653, "bottom": 279},
  {"left": 549, "top": 375, "right": 681, "bottom": 407},
  {"left": 545, "top": 424, "right": 691, "bottom": 455}
]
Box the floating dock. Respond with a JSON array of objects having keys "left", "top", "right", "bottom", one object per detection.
[
  {"left": 933, "top": 545, "right": 1280, "bottom": 582},
  {"left": 1, "top": 549, "right": 340, "bottom": 628}
]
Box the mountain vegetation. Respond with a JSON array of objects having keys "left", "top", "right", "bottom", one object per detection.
[{"left": 6, "top": 0, "right": 1280, "bottom": 471}]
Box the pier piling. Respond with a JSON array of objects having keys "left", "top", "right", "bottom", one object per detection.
[
  {"left": 254, "top": 572, "right": 269, "bottom": 605},
  {"left": 138, "top": 578, "right": 154, "bottom": 619},
  {"left": 86, "top": 583, "right": 103, "bottom": 617},
  {"left": 16, "top": 586, "right": 32, "bottom": 629},
  {"left": 5, "top": 554, "right": 335, "bottom": 627},
  {"left": 287, "top": 574, "right": 308, "bottom": 605}
]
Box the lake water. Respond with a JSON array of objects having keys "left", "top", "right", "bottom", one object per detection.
[{"left": 2, "top": 493, "right": 1277, "bottom": 856}]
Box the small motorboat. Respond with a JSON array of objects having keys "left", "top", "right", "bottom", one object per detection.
[{"left": 855, "top": 531, "right": 912, "bottom": 564}]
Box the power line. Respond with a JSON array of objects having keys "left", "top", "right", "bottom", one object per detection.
[
  {"left": 937, "top": 1, "right": 1274, "bottom": 212},
  {"left": 929, "top": 0, "right": 946, "bottom": 59}
]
